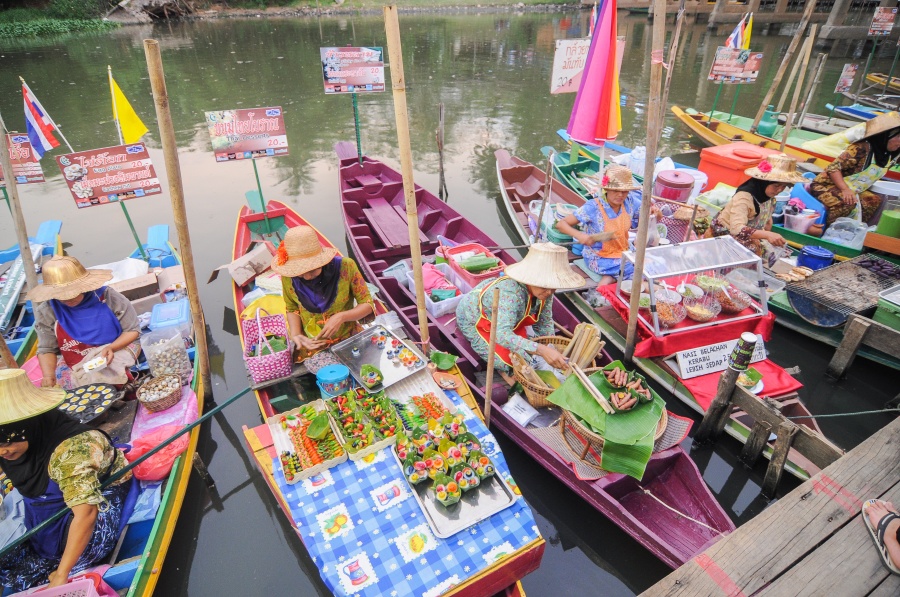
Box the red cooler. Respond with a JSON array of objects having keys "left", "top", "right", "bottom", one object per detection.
[
  {"left": 653, "top": 170, "right": 694, "bottom": 203},
  {"left": 698, "top": 142, "right": 781, "bottom": 190}
]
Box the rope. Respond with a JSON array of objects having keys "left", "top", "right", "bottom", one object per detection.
[
  {"left": 640, "top": 488, "right": 724, "bottom": 535},
  {"left": 787, "top": 407, "right": 900, "bottom": 420},
  {"left": 651, "top": 49, "right": 669, "bottom": 70}
]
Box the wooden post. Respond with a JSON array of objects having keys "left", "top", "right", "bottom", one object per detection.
[
  {"left": 533, "top": 153, "right": 555, "bottom": 243},
  {"left": 660, "top": 3, "right": 686, "bottom": 120},
  {"left": 695, "top": 333, "right": 758, "bottom": 443},
  {"left": 796, "top": 53, "right": 827, "bottom": 131},
  {"left": 143, "top": 39, "right": 212, "bottom": 399},
  {"left": 740, "top": 420, "right": 772, "bottom": 467},
  {"left": 624, "top": 0, "right": 667, "bottom": 363},
  {"left": 780, "top": 26, "right": 816, "bottom": 153},
  {"left": 826, "top": 314, "right": 871, "bottom": 378},
  {"left": 775, "top": 47, "right": 804, "bottom": 114},
  {"left": 483, "top": 287, "right": 501, "bottom": 428},
  {"left": 762, "top": 421, "right": 798, "bottom": 497},
  {"left": 0, "top": 332, "right": 17, "bottom": 369},
  {"left": 384, "top": 6, "right": 430, "bottom": 355},
  {"left": 0, "top": 112, "right": 39, "bottom": 295}
]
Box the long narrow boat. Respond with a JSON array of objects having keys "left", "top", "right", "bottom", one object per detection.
[
  {"left": 825, "top": 102, "right": 884, "bottom": 121},
  {"left": 337, "top": 142, "right": 736, "bottom": 569},
  {"left": 495, "top": 149, "right": 829, "bottom": 480},
  {"left": 866, "top": 72, "right": 900, "bottom": 93},
  {"left": 776, "top": 112, "right": 858, "bottom": 136}
]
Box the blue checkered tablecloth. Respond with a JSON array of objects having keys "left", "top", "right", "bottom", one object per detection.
[{"left": 271, "top": 391, "right": 541, "bottom": 597}]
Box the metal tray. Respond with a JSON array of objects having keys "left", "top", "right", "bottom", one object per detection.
[
  {"left": 384, "top": 369, "right": 458, "bottom": 415},
  {"left": 390, "top": 449, "right": 517, "bottom": 539},
  {"left": 331, "top": 325, "right": 427, "bottom": 392}
]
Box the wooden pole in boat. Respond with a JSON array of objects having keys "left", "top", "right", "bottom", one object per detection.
[
  {"left": 750, "top": 0, "right": 816, "bottom": 133},
  {"left": 143, "top": 39, "right": 212, "bottom": 399},
  {"left": 881, "top": 45, "right": 900, "bottom": 96},
  {"left": 384, "top": 6, "right": 430, "bottom": 354},
  {"left": 775, "top": 47, "right": 804, "bottom": 114},
  {"left": 797, "top": 53, "right": 827, "bottom": 131},
  {"left": 482, "top": 287, "right": 501, "bottom": 428},
  {"left": 661, "top": 2, "right": 686, "bottom": 120},
  {"left": 780, "top": 26, "right": 816, "bottom": 152},
  {"left": 0, "top": 331, "right": 18, "bottom": 369},
  {"left": 624, "top": 0, "right": 667, "bottom": 364},
  {"left": 533, "top": 152, "right": 554, "bottom": 243},
  {"left": 0, "top": 112, "right": 40, "bottom": 296}
]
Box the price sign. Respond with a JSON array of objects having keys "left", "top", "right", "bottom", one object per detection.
[
  {"left": 869, "top": 7, "right": 897, "bottom": 36},
  {"left": 205, "top": 107, "right": 289, "bottom": 162},
  {"left": 674, "top": 335, "right": 766, "bottom": 379},
  {"left": 835, "top": 63, "right": 859, "bottom": 94},
  {"left": 55, "top": 143, "right": 161, "bottom": 209},
  {"left": 551, "top": 39, "right": 591, "bottom": 94},
  {"left": 320, "top": 47, "right": 385, "bottom": 94},
  {"left": 0, "top": 134, "right": 44, "bottom": 186},
  {"left": 708, "top": 47, "right": 764, "bottom": 84}
]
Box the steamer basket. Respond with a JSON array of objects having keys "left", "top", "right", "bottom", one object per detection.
[{"left": 512, "top": 336, "right": 600, "bottom": 409}]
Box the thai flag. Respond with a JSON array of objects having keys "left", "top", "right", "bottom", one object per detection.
[
  {"left": 22, "top": 82, "right": 59, "bottom": 159},
  {"left": 725, "top": 13, "right": 753, "bottom": 50}
]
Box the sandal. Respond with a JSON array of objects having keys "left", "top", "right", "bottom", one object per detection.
[{"left": 862, "top": 499, "right": 900, "bottom": 575}]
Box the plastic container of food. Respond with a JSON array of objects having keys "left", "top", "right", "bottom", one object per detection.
[
  {"left": 683, "top": 295, "right": 722, "bottom": 322},
  {"left": 656, "top": 300, "right": 687, "bottom": 328},
  {"left": 693, "top": 274, "right": 730, "bottom": 294},
  {"left": 713, "top": 284, "right": 753, "bottom": 314},
  {"left": 149, "top": 299, "right": 192, "bottom": 340},
  {"left": 316, "top": 364, "right": 351, "bottom": 399}
]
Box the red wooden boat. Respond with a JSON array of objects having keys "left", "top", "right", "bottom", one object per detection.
[{"left": 336, "top": 142, "right": 736, "bottom": 568}]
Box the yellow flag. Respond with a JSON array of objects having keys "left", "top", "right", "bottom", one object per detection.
[{"left": 109, "top": 75, "right": 148, "bottom": 144}]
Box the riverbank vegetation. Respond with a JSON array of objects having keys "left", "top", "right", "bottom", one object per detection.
[{"left": 0, "top": 2, "right": 118, "bottom": 38}]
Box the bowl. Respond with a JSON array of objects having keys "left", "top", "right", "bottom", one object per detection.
[
  {"left": 656, "top": 300, "right": 687, "bottom": 328},
  {"left": 655, "top": 288, "right": 682, "bottom": 304},
  {"left": 713, "top": 284, "right": 752, "bottom": 314},
  {"left": 621, "top": 279, "right": 637, "bottom": 295},
  {"left": 683, "top": 295, "right": 722, "bottom": 322},
  {"left": 638, "top": 293, "right": 651, "bottom": 309},
  {"left": 693, "top": 274, "right": 729, "bottom": 294},
  {"left": 677, "top": 283, "right": 704, "bottom": 299}
]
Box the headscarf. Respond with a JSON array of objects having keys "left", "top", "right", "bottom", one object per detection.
[
  {"left": 866, "top": 127, "right": 900, "bottom": 168},
  {"left": 49, "top": 287, "right": 123, "bottom": 346},
  {"left": 290, "top": 256, "right": 343, "bottom": 314},
  {"left": 0, "top": 410, "right": 89, "bottom": 498},
  {"left": 735, "top": 177, "right": 775, "bottom": 216}
]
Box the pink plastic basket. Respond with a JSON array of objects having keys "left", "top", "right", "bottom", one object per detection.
[
  {"left": 241, "top": 308, "right": 294, "bottom": 384},
  {"left": 12, "top": 578, "right": 100, "bottom": 597},
  {"left": 445, "top": 242, "right": 505, "bottom": 288}
]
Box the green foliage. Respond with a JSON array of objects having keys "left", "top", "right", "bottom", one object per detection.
[
  {"left": 0, "top": 17, "right": 117, "bottom": 38},
  {"left": 46, "top": 0, "right": 108, "bottom": 20},
  {"left": 0, "top": 8, "right": 45, "bottom": 23}
]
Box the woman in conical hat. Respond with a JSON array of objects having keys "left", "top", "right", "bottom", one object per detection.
[
  {"left": 0, "top": 369, "right": 133, "bottom": 591},
  {"left": 455, "top": 242, "right": 584, "bottom": 377},
  {"left": 28, "top": 256, "right": 141, "bottom": 391},
  {"left": 272, "top": 226, "right": 375, "bottom": 360}
]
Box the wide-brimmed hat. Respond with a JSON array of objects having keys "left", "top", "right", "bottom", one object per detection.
[
  {"left": 601, "top": 165, "right": 641, "bottom": 192},
  {"left": 27, "top": 255, "right": 113, "bottom": 303},
  {"left": 504, "top": 242, "right": 585, "bottom": 290},
  {"left": 0, "top": 369, "right": 66, "bottom": 426},
  {"left": 862, "top": 111, "right": 900, "bottom": 140},
  {"left": 744, "top": 154, "right": 807, "bottom": 185},
  {"left": 270, "top": 226, "right": 338, "bottom": 277}
]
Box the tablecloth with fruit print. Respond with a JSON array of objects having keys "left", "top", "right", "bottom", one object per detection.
[{"left": 271, "top": 390, "right": 541, "bottom": 597}]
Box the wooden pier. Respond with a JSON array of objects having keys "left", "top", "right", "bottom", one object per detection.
[{"left": 641, "top": 415, "right": 900, "bottom": 596}]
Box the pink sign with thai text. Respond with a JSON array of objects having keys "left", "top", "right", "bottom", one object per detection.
[
  {"left": 320, "top": 47, "right": 385, "bottom": 94},
  {"left": 0, "top": 134, "right": 44, "bottom": 186},
  {"left": 55, "top": 143, "right": 161, "bottom": 208},
  {"left": 205, "top": 107, "right": 289, "bottom": 162}
]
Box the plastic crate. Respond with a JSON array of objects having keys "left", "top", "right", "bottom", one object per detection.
[
  {"left": 873, "top": 298, "right": 900, "bottom": 331},
  {"left": 444, "top": 243, "right": 505, "bottom": 288},
  {"left": 12, "top": 578, "right": 100, "bottom": 597},
  {"left": 405, "top": 262, "right": 472, "bottom": 318}
]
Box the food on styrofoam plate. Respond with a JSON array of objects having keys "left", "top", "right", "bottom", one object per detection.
[{"left": 83, "top": 356, "right": 108, "bottom": 372}]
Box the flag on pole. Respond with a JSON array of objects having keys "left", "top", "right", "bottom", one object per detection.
[
  {"left": 22, "top": 82, "right": 59, "bottom": 159},
  {"left": 725, "top": 13, "right": 753, "bottom": 50},
  {"left": 589, "top": 2, "right": 598, "bottom": 37},
  {"left": 109, "top": 71, "right": 148, "bottom": 145}
]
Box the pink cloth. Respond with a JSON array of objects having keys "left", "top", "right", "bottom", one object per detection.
[
  {"left": 131, "top": 386, "right": 198, "bottom": 439},
  {"left": 422, "top": 263, "right": 459, "bottom": 295}
]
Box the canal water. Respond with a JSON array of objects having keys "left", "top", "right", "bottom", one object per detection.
[{"left": 1, "top": 11, "right": 898, "bottom": 596}]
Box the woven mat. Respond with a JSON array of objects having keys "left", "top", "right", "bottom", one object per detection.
[{"left": 528, "top": 411, "right": 693, "bottom": 481}]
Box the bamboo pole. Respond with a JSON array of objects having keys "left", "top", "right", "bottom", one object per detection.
[
  {"left": 384, "top": 6, "right": 430, "bottom": 354},
  {"left": 750, "top": 0, "right": 817, "bottom": 132},
  {"left": 143, "top": 40, "right": 211, "bottom": 399},
  {"left": 533, "top": 152, "right": 554, "bottom": 243},
  {"left": 780, "top": 26, "right": 817, "bottom": 152},
  {"left": 0, "top": 112, "right": 39, "bottom": 295},
  {"left": 483, "top": 287, "right": 501, "bottom": 428},
  {"left": 797, "top": 53, "right": 827, "bottom": 131},
  {"left": 660, "top": 1, "right": 686, "bottom": 117},
  {"left": 625, "top": 0, "right": 667, "bottom": 364},
  {"left": 775, "top": 48, "right": 804, "bottom": 113},
  {"left": 0, "top": 331, "right": 17, "bottom": 369}
]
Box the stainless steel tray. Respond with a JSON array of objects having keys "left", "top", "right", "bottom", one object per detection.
[
  {"left": 331, "top": 325, "right": 427, "bottom": 392},
  {"left": 384, "top": 369, "right": 457, "bottom": 415},
  {"left": 390, "top": 449, "right": 517, "bottom": 539}
]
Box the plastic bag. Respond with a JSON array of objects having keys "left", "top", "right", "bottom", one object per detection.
[
  {"left": 140, "top": 328, "right": 192, "bottom": 383},
  {"left": 124, "top": 425, "right": 189, "bottom": 481},
  {"left": 821, "top": 217, "right": 868, "bottom": 249},
  {"left": 126, "top": 481, "right": 162, "bottom": 524}
]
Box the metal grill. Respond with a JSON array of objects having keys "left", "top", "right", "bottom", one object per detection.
[{"left": 785, "top": 254, "right": 900, "bottom": 315}]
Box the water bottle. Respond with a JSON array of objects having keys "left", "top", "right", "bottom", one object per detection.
[{"left": 757, "top": 105, "right": 779, "bottom": 138}]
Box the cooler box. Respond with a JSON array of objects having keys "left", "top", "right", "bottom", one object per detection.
[
  {"left": 149, "top": 299, "right": 192, "bottom": 339},
  {"left": 698, "top": 143, "right": 781, "bottom": 190},
  {"left": 873, "top": 284, "right": 900, "bottom": 331}
]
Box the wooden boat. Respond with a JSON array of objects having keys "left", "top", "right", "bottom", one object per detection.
[
  {"left": 496, "top": 148, "right": 828, "bottom": 480},
  {"left": 776, "top": 112, "right": 858, "bottom": 136},
  {"left": 840, "top": 91, "right": 900, "bottom": 110},
  {"left": 338, "top": 142, "right": 736, "bottom": 568},
  {"left": 702, "top": 110, "right": 821, "bottom": 146},
  {"left": 866, "top": 72, "right": 900, "bottom": 93},
  {"left": 825, "top": 102, "right": 884, "bottom": 121}
]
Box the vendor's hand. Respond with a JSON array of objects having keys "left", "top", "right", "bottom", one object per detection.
[
  {"left": 575, "top": 232, "right": 593, "bottom": 246},
  {"left": 764, "top": 231, "right": 786, "bottom": 247},
  {"left": 840, "top": 187, "right": 857, "bottom": 206},
  {"left": 293, "top": 334, "right": 327, "bottom": 352},
  {"left": 650, "top": 203, "right": 662, "bottom": 217},
  {"left": 48, "top": 568, "right": 69, "bottom": 588},
  {"left": 41, "top": 375, "right": 57, "bottom": 388},
  {"left": 317, "top": 313, "right": 346, "bottom": 340},
  {"left": 536, "top": 343, "right": 569, "bottom": 370},
  {"left": 101, "top": 346, "right": 115, "bottom": 364}
]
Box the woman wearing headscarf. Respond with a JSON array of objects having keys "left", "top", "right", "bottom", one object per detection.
[
  {"left": 809, "top": 112, "right": 900, "bottom": 226},
  {"left": 30, "top": 256, "right": 141, "bottom": 391},
  {"left": 706, "top": 154, "right": 806, "bottom": 254},
  {"left": 0, "top": 369, "right": 134, "bottom": 591},
  {"left": 272, "top": 226, "right": 375, "bottom": 359}
]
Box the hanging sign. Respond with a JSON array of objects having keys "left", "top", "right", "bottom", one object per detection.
[
  {"left": 674, "top": 334, "right": 766, "bottom": 379},
  {"left": 320, "top": 47, "right": 385, "bottom": 94},
  {"left": 869, "top": 7, "right": 897, "bottom": 36},
  {"left": 205, "top": 107, "right": 289, "bottom": 162},
  {"left": 55, "top": 143, "right": 161, "bottom": 209},
  {"left": 835, "top": 63, "right": 859, "bottom": 94},
  {"left": 707, "top": 47, "right": 764, "bottom": 84},
  {"left": 0, "top": 134, "right": 44, "bottom": 186},
  {"left": 551, "top": 38, "right": 591, "bottom": 94}
]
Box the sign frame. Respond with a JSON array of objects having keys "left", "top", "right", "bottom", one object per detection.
[
  {"left": 674, "top": 335, "right": 767, "bottom": 379},
  {"left": 320, "top": 46, "right": 385, "bottom": 95},
  {"left": 869, "top": 7, "right": 897, "bottom": 37},
  {"left": 0, "top": 134, "right": 44, "bottom": 187},
  {"left": 834, "top": 63, "right": 859, "bottom": 94}
]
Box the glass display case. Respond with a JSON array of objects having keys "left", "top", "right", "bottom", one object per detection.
[{"left": 615, "top": 236, "right": 769, "bottom": 336}]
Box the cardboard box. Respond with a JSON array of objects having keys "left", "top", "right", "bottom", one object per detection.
[
  {"left": 157, "top": 265, "right": 185, "bottom": 292},
  {"left": 130, "top": 292, "right": 165, "bottom": 317},
  {"left": 208, "top": 243, "right": 274, "bottom": 287},
  {"left": 767, "top": 258, "right": 795, "bottom": 275},
  {"left": 110, "top": 273, "right": 159, "bottom": 301}
]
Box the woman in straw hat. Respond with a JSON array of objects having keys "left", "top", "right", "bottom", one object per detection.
[
  {"left": 455, "top": 242, "right": 584, "bottom": 378},
  {"left": 809, "top": 111, "right": 900, "bottom": 226},
  {"left": 29, "top": 256, "right": 141, "bottom": 391},
  {"left": 0, "top": 369, "right": 134, "bottom": 590},
  {"left": 706, "top": 154, "right": 806, "bottom": 255},
  {"left": 273, "top": 226, "right": 375, "bottom": 359}
]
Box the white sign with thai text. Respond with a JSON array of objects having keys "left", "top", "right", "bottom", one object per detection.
[{"left": 674, "top": 335, "right": 766, "bottom": 379}]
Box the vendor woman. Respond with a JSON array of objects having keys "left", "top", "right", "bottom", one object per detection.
[
  {"left": 456, "top": 242, "right": 583, "bottom": 379},
  {"left": 0, "top": 369, "right": 133, "bottom": 591},
  {"left": 706, "top": 154, "right": 806, "bottom": 254},
  {"left": 809, "top": 112, "right": 900, "bottom": 226},
  {"left": 555, "top": 165, "right": 645, "bottom": 286},
  {"left": 273, "top": 225, "right": 375, "bottom": 358},
  {"left": 30, "top": 256, "right": 140, "bottom": 391}
]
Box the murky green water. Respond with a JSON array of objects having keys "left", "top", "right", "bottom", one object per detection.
[{"left": 1, "top": 12, "right": 897, "bottom": 596}]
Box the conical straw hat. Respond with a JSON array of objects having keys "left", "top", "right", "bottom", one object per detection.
[
  {"left": 743, "top": 154, "right": 807, "bottom": 185},
  {"left": 0, "top": 369, "right": 66, "bottom": 426},
  {"left": 27, "top": 255, "right": 113, "bottom": 303},
  {"left": 504, "top": 242, "right": 585, "bottom": 290},
  {"left": 862, "top": 111, "right": 900, "bottom": 140},
  {"left": 601, "top": 165, "right": 641, "bottom": 192},
  {"left": 270, "top": 226, "right": 338, "bottom": 277}
]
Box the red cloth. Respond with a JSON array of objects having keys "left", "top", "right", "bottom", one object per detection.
[
  {"left": 597, "top": 283, "right": 775, "bottom": 358},
  {"left": 679, "top": 359, "right": 803, "bottom": 410}
]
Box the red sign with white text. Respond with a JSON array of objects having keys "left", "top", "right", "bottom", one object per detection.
[
  {"left": 205, "top": 107, "right": 289, "bottom": 162},
  {"left": 54, "top": 143, "right": 161, "bottom": 208},
  {"left": 0, "top": 134, "right": 45, "bottom": 186}
]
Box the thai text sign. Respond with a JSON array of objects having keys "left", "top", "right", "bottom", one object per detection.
[
  {"left": 55, "top": 143, "right": 161, "bottom": 209},
  {"left": 0, "top": 134, "right": 44, "bottom": 186},
  {"left": 674, "top": 335, "right": 766, "bottom": 379},
  {"left": 320, "top": 47, "right": 385, "bottom": 94},
  {"left": 551, "top": 38, "right": 591, "bottom": 94},
  {"left": 708, "top": 47, "right": 763, "bottom": 84},
  {"left": 835, "top": 63, "right": 859, "bottom": 94},
  {"left": 869, "top": 7, "right": 897, "bottom": 36},
  {"left": 205, "top": 107, "right": 289, "bottom": 162}
]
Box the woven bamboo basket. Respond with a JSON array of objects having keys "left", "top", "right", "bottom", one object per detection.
[
  {"left": 559, "top": 408, "right": 668, "bottom": 467},
  {"left": 512, "top": 336, "right": 602, "bottom": 409},
  {"left": 137, "top": 374, "right": 182, "bottom": 413}
]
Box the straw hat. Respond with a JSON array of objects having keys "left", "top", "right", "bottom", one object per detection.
[
  {"left": 601, "top": 165, "right": 641, "bottom": 192},
  {"left": 504, "top": 242, "right": 585, "bottom": 290},
  {"left": 0, "top": 369, "right": 66, "bottom": 426},
  {"left": 270, "top": 226, "right": 338, "bottom": 277},
  {"left": 744, "top": 154, "right": 807, "bottom": 185},
  {"left": 27, "top": 255, "right": 113, "bottom": 303},
  {"left": 861, "top": 111, "right": 900, "bottom": 140}
]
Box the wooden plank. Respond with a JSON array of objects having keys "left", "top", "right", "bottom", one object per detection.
[
  {"left": 761, "top": 422, "right": 798, "bottom": 497},
  {"left": 826, "top": 314, "right": 871, "bottom": 378},
  {"left": 641, "top": 416, "right": 900, "bottom": 597},
  {"left": 864, "top": 231, "right": 900, "bottom": 255},
  {"left": 366, "top": 197, "right": 426, "bottom": 246},
  {"left": 870, "top": 575, "right": 900, "bottom": 597},
  {"left": 846, "top": 315, "right": 900, "bottom": 359},
  {"left": 363, "top": 207, "right": 398, "bottom": 249}
]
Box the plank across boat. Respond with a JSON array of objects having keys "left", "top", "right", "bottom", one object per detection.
[{"left": 337, "top": 142, "right": 735, "bottom": 568}]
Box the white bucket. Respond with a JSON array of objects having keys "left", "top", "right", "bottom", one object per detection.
[
  {"left": 677, "top": 168, "right": 709, "bottom": 200},
  {"left": 871, "top": 180, "right": 900, "bottom": 201}
]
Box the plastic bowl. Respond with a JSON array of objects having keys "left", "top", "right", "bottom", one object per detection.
[
  {"left": 683, "top": 295, "right": 722, "bottom": 322},
  {"left": 638, "top": 293, "right": 651, "bottom": 309},
  {"left": 656, "top": 300, "right": 687, "bottom": 328},
  {"left": 713, "top": 284, "right": 752, "bottom": 314},
  {"left": 693, "top": 274, "right": 729, "bottom": 294},
  {"left": 677, "top": 283, "right": 704, "bottom": 299},
  {"left": 655, "top": 288, "right": 682, "bottom": 304},
  {"left": 621, "top": 280, "right": 634, "bottom": 295}
]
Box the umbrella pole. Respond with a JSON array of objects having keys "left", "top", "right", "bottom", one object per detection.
[
  {"left": 385, "top": 5, "right": 430, "bottom": 355},
  {"left": 0, "top": 111, "right": 39, "bottom": 295},
  {"left": 483, "top": 287, "right": 501, "bottom": 428}
]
